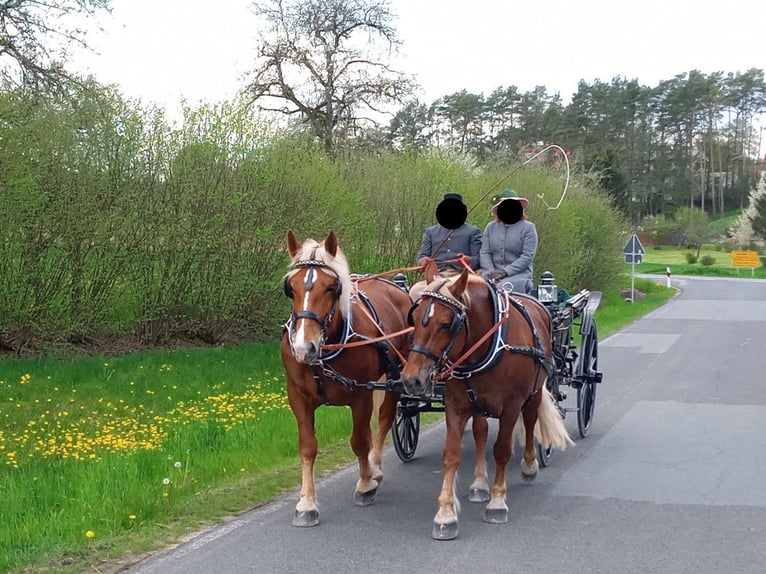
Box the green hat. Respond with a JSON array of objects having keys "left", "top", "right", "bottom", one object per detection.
[{"left": 491, "top": 188, "right": 529, "bottom": 210}]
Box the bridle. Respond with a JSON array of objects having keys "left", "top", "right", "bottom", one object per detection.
[
  {"left": 283, "top": 257, "right": 343, "bottom": 351},
  {"left": 407, "top": 281, "right": 468, "bottom": 375}
]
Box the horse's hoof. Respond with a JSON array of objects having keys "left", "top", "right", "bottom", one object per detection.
[
  {"left": 521, "top": 470, "right": 538, "bottom": 482},
  {"left": 468, "top": 487, "right": 491, "bottom": 503},
  {"left": 353, "top": 487, "right": 378, "bottom": 506},
  {"left": 432, "top": 521, "right": 459, "bottom": 540},
  {"left": 293, "top": 509, "right": 320, "bottom": 527},
  {"left": 483, "top": 507, "right": 509, "bottom": 524}
]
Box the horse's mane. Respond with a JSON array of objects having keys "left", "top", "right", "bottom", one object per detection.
[{"left": 287, "top": 238, "right": 353, "bottom": 318}]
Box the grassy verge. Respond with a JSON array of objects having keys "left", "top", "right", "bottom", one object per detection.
[
  {"left": 1, "top": 277, "right": 676, "bottom": 572},
  {"left": 640, "top": 244, "right": 766, "bottom": 279}
]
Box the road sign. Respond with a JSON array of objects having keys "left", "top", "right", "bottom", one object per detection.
[
  {"left": 623, "top": 233, "right": 646, "bottom": 257},
  {"left": 729, "top": 250, "right": 761, "bottom": 268},
  {"left": 623, "top": 233, "right": 646, "bottom": 303}
]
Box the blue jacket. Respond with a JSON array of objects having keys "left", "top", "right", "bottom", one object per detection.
[{"left": 417, "top": 223, "right": 482, "bottom": 271}]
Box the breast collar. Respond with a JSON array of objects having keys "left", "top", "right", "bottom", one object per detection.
[{"left": 449, "top": 284, "right": 509, "bottom": 379}]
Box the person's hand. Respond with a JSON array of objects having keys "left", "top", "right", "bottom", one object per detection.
[
  {"left": 417, "top": 256, "right": 433, "bottom": 268},
  {"left": 456, "top": 253, "right": 471, "bottom": 266},
  {"left": 486, "top": 270, "right": 507, "bottom": 282}
]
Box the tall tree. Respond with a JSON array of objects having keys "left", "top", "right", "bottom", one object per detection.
[
  {"left": 246, "top": 0, "right": 414, "bottom": 152},
  {"left": 0, "top": 0, "right": 110, "bottom": 89}
]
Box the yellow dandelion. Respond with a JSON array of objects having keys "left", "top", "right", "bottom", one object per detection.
[
  {"left": 129, "top": 514, "right": 136, "bottom": 520},
  {"left": 86, "top": 530, "right": 95, "bottom": 539}
]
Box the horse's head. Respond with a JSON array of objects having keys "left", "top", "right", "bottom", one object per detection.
[
  {"left": 283, "top": 230, "right": 352, "bottom": 364},
  {"left": 400, "top": 267, "right": 473, "bottom": 395}
]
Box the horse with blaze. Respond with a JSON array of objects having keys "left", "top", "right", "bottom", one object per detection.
[{"left": 281, "top": 230, "right": 412, "bottom": 527}]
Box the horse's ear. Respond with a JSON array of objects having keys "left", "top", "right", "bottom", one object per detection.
[
  {"left": 286, "top": 230, "right": 301, "bottom": 258},
  {"left": 452, "top": 268, "right": 471, "bottom": 298},
  {"left": 324, "top": 231, "right": 338, "bottom": 257},
  {"left": 424, "top": 260, "right": 438, "bottom": 283}
]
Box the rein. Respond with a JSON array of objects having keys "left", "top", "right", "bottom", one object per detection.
[{"left": 435, "top": 290, "right": 511, "bottom": 382}]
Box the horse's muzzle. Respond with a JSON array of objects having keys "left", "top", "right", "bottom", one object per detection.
[{"left": 399, "top": 373, "right": 434, "bottom": 397}]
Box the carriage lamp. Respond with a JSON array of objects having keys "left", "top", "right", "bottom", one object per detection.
[
  {"left": 537, "top": 271, "right": 558, "bottom": 304},
  {"left": 392, "top": 272, "right": 409, "bottom": 291}
]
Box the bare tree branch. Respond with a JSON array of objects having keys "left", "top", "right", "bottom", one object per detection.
[
  {"left": 246, "top": 0, "right": 415, "bottom": 152},
  {"left": 0, "top": 0, "right": 110, "bottom": 89}
]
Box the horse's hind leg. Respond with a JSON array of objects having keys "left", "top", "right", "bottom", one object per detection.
[
  {"left": 520, "top": 392, "right": 542, "bottom": 481},
  {"left": 468, "top": 415, "right": 490, "bottom": 502},
  {"left": 350, "top": 395, "right": 379, "bottom": 506}
]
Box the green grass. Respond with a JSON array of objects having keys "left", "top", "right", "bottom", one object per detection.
[
  {"left": 595, "top": 278, "right": 677, "bottom": 337},
  {"left": 640, "top": 244, "right": 766, "bottom": 279},
  {"left": 0, "top": 345, "right": 360, "bottom": 573},
  {"left": 0, "top": 278, "right": 680, "bottom": 572}
]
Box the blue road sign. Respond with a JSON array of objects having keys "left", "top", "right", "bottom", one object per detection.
[{"left": 623, "top": 233, "right": 645, "bottom": 256}]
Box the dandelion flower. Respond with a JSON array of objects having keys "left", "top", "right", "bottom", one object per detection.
[
  {"left": 129, "top": 514, "right": 136, "bottom": 520},
  {"left": 174, "top": 461, "right": 182, "bottom": 469},
  {"left": 86, "top": 530, "right": 95, "bottom": 538},
  {"left": 163, "top": 477, "right": 170, "bottom": 485}
]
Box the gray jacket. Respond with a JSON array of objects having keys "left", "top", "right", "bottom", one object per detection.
[
  {"left": 417, "top": 223, "right": 482, "bottom": 271},
  {"left": 479, "top": 219, "right": 538, "bottom": 293}
]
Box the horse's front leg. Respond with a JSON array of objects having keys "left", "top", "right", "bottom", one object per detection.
[
  {"left": 350, "top": 393, "right": 378, "bottom": 506},
  {"left": 433, "top": 408, "right": 469, "bottom": 540},
  {"left": 369, "top": 389, "right": 398, "bottom": 484},
  {"left": 468, "top": 415, "right": 490, "bottom": 502},
  {"left": 484, "top": 407, "right": 520, "bottom": 524},
  {"left": 288, "top": 389, "right": 321, "bottom": 527}
]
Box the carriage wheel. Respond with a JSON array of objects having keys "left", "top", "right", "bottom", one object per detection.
[
  {"left": 537, "top": 442, "right": 553, "bottom": 467},
  {"left": 577, "top": 325, "right": 599, "bottom": 438},
  {"left": 392, "top": 401, "right": 420, "bottom": 462}
]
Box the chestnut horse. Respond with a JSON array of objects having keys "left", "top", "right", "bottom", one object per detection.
[
  {"left": 400, "top": 266, "right": 573, "bottom": 539},
  {"left": 281, "top": 230, "right": 413, "bottom": 527}
]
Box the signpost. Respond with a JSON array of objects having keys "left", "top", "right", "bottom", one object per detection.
[
  {"left": 729, "top": 250, "right": 761, "bottom": 276},
  {"left": 623, "top": 233, "right": 645, "bottom": 302}
]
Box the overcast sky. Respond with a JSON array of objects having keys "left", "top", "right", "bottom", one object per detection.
[{"left": 73, "top": 0, "right": 765, "bottom": 127}]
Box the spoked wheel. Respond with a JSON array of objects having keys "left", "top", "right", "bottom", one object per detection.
[
  {"left": 537, "top": 442, "right": 553, "bottom": 467},
  {"left": 392, "top": 400, "right": 420, "bottom": 462},
  {"left": 576, "top": 325, "right": 599, "bottom": 438}
]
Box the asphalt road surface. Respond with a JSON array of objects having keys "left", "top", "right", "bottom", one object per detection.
[{"left": 128, "top": 275, "right": 766, "bottom": 574}]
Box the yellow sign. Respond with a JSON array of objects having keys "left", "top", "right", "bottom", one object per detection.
[{"left": 729, "top": 251, "right": 762, "bottom": 268}]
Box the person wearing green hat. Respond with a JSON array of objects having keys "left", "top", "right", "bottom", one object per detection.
[
  {"left": 410, "top": 192, "right": 482, "bottom": 301},
  {"left": 480, "top": 188, "right": 537, "bottom": 294}
]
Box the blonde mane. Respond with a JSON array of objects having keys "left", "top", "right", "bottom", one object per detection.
[{"left": 286, "top": 237, "right": 353, "bottom": 318}]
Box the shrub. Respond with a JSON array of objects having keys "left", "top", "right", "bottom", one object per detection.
[
  {"left": 700, "top": 255, "right": 716, "bottom": 266},
  {"left": 685, "top": 252, "right": 698, "bottom": 264}
]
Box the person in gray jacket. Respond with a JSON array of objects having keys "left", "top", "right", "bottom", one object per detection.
[
  {"left": 480, "top": 188, "right": 538, "bottom": 294},
  {"left": 410, "top": 193, "right": 482, "bottom": 301}
]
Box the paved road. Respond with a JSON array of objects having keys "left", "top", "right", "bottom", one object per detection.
[{"left": 128, "top": 276, "right": 766, "bottom": 574}]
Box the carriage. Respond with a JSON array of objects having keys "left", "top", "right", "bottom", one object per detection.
[{"left": 387, "top": 269, "right": 602, "bottom": 465}]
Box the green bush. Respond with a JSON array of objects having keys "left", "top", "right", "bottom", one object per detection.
[
  {"left": 0, "top": 87, "right": 625, "bottom": 351},
  {"left": 685, "top": 252, "right": 698, "bottom": 264},
  {"left": 700, "top": 255, "right": 716, "bottom": 266}
]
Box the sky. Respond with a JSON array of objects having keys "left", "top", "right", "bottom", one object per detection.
[{"left": 72, "top": 0, "right": 765, "bottom": 127}]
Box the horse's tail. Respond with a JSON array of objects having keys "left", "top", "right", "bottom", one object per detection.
[{"left": 536, "top": 386, "right": 575, "bottom": 451}]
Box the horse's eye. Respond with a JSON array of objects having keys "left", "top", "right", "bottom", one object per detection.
[
  {"left": 325, "top": 283, "right": 337, "bottom": 294},
  {"left": 439, "top": 322, "right": 452, "bottom": 332}
]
